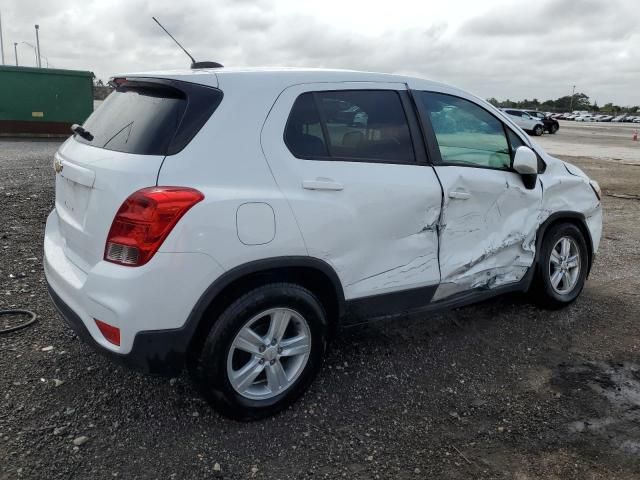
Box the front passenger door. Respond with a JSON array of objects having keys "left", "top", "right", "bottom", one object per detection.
[{"left": 416, "top": 92, "right": 543, "bottom": 301}]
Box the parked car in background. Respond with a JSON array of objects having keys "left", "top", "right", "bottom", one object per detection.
[
  {"left": 612, "top": 115, "right": 626, "bottom": 122},
  {"left": 44, "top": 67, "right": 603, "bottom": 419},
  {"left": 502, "top": 109, "right": 546, "bottom": 136},
  {"left": 598, "top": 115, "right": 613, "bottom": 122},
  {"left": 575, "top": 114, "right": 594, "bottom": 122},
  {"left": 524, "top": 110, "right": 560, "bottom": 134}
]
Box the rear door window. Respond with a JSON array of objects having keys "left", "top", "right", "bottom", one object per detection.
[
  {"left": 76, "top": 80, "right": 222, "bottom": 156},
  {"left": 285, "top": 90, "right": 415, "bottom": 163}
]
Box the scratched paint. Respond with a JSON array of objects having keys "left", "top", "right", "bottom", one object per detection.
[
  {"left": 431, "top": 165, "right": 541, "bottom": 300},
  {"left": 432, "top": 151, "right": 601, "bottom": 301}
]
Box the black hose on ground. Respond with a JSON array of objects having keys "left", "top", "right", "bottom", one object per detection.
[{"left": 0, "top": 310, "right": 37, "bottom": 334}]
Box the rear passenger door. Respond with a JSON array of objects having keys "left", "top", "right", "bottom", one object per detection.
[
  {"left": 415, "top": 91, "right": 543, "bottom": 301},
  {"left": 262, "top": 83, "right": 443, "bottom": 305}
]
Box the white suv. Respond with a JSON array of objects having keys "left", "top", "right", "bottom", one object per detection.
[
  {"left": 502, "top": 109, "right": 546, "bottom": 136},
  {"left": 44, "top": 68, "right": 602, "bottom": 419}
]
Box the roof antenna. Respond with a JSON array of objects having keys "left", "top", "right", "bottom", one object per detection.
[{"left": 152, "top": 16, "right": 223, "bottom": 69}]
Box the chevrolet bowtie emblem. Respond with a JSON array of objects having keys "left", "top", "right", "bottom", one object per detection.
[{"left": 54, "top": 158, "right": 63, "bottom": 174}]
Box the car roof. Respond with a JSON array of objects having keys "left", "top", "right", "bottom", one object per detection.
[
  {"left": 114, "top": 66, "right": 532, "bottom": 144},
  {"left": 117, "top": 66, "right": 452, "bottom": 91}
]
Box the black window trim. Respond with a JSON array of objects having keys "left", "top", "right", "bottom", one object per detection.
[
  {"left": 283, "top": 88, "right": 427, "bottom": 166},
  {"left": 412, "top": 90, "right": 536, "bottom": 173},
  {"left": 76, "top": 76, "right": 223, "bottom": 157}
]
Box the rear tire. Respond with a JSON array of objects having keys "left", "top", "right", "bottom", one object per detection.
[
  {"left": 531, "top": 223, "right": 589, "bottom": 309},
  {"left": 533, "top": 125, "right": 544, "bottom": 136},
  {"left": 190, "top": 283, "right": 328, "bottom": 420},
  {"left": 550, "top": 124, "right": 559, "bottom": 134}
]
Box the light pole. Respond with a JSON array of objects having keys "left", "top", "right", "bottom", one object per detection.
[
  {"left": 13, "top": 41, "right": 17, "bottom": 66},
  {"left": 0, "top": 11, "right": 5, "bottom": 65},
  {"left": 569, "top": 85, "right": 576, "bottom": 112},
  {"left": 20, "top": 42, "right": 38, "bottom": 66},
  {"left": 34, "top": 24, "right": 41, "bottom": 68}
]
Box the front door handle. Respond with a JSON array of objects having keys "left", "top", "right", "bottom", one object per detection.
[
  {"left": 449, "top": 190, "right": 471, "bottom": 200},
  {"left": 302, "top": 178, "right": 344, "bottom": 191}
]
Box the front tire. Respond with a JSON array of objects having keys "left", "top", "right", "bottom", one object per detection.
[
  {"left": 531, "top": 223, "right": 589, "bottom": 309},
  {"left": 550, "top": 123, "right": 559, "bottom": 134},
  {"left": 190, "top": 283, "right": 328, "bottom": 420}
]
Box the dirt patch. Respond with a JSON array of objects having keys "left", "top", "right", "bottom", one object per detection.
[{"left": 554, "top": 361, "right": 640, "bottom": 455}]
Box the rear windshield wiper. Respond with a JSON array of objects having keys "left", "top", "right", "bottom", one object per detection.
[{"left": 71, "top": 124, "right": 94, "bottom": 141}]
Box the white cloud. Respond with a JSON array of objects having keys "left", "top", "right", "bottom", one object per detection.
[{"left": 1, "top": 0, "right": 638, "bottom": 105}]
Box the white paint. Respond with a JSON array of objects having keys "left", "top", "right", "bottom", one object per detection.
[
  {"left": 260, "top": 80, "right": 442, "bottom": 300},
  {"left": 236, "top": 202, "right": 276, "bottom": 245},
  {"left": 432, "top": 167, "right": 542, "bottom": 300},
  {"left": 43, "top": 67, "right": 603, "bottom": 353},
  {"left": 502, "top": 110, "right": 545, "bottom": 133},
  {"left": 54, "top": 139, "right": 165, "bottom": 273},
  {"left": 44, "top": 211, "right": 223, "bottom": 353},
  {"left": 512, "top": 146, "right": 538, "bottom": 174}
]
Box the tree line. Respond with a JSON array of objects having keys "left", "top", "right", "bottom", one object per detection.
[{"left": 486, "top": 93, "right": 639, "bottom": 114}]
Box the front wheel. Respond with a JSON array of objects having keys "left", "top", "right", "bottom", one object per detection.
[
  {"left": 190, "top": 283, "right": 328, "bottom": 420},
  {"left": 531, "top": 223, "right": 589, "bottom": 309},
  {"left": 550, "top": 124, "right": 559, "bottom": 134}
]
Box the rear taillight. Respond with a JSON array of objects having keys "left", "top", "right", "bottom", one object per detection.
[{"left": 104, "top": 187, "right": 204, "bottom": 267}]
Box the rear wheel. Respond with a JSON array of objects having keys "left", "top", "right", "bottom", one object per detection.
[
  {"left": 531, "top": 223, "right": 589, "bottom": 309},
  {"left": 190, "top": 283, "right": 328, "bottom": 420},
  {"left": 550, "top": 123, "right": 559, "bottom": 134},
  {"left": 533, "top": 125, "right": 544, "bottom": 136}
]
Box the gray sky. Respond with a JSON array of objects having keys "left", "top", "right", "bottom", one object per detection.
[{"left": 2, "top": 0, "right": 639, "bottom": 105}]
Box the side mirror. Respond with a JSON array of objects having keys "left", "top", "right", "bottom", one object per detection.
[{"left": 513, "top": 146, "right": 538, "bottom": 189}]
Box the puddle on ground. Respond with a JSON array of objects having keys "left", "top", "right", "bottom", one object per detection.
[{"left": 554, "top": 361, "right": 640, "bottom": 455}]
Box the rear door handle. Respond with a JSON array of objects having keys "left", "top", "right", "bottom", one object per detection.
[
  {"left": 302, "top": 179, "right": 344, "bottom": 191},
  {"left": 448, "top": 190, "right": 471, "bottom": 200}
]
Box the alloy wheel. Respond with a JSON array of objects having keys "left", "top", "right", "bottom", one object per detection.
[
  {"left": 226, "top": 308, "right": 311, "bottom": 400},
  {"left": 548, "top": 236, "right": 581, "bottom": 294}
]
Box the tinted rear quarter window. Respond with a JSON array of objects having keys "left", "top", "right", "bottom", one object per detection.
[
  {"left": 76, "top": 80, "right": 222, "bottom": 156},
  {"left": 283, "top": 93, "right": 329, "bottom": 157}
]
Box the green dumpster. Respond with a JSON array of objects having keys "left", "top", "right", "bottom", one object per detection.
[{"left": 0, "top": 65, "right": 94, "bottom": 136}]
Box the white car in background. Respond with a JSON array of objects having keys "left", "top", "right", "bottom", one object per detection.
[
  {"left": 575, "top": 114, "right": 594, "bottom": 122},
  {"left": 502, "top": 109, "right": 545, "bottom": 136},
  {"left": 44, "top": 67, "right": 602, "bottom": 419}
]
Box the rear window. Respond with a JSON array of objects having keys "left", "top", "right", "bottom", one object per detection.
[{"left": 76, "top": 79, "right": 222, "bottom": 156}]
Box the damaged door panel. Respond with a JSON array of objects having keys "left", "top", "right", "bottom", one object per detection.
[
  {"left": 432, "top": 167, "right": 542, "bottom": 300},
  {"left": 414, "top": 90, "right": 544, "bottom": 301},
  {"left": 261, "top": 82, "right": 443, "bottom": 300}
]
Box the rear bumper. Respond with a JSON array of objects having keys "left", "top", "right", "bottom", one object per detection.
[
  {"left": 47, "top": 282, "right": 188, "bottom": 375},
  {"left": 44, "top": 209, "right": 225, "bottom": 375}
]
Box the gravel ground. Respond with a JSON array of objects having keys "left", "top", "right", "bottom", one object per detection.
[{"left": 1, "top": 126, "right": 639, "bottom": 479}]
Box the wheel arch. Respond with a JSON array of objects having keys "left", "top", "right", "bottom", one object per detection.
[
  {"left": 185, "top": 256, "right": 346, "bottom": 362},
  {"left": 535, "top": 211, "right": 594, "bottom": 276}
]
